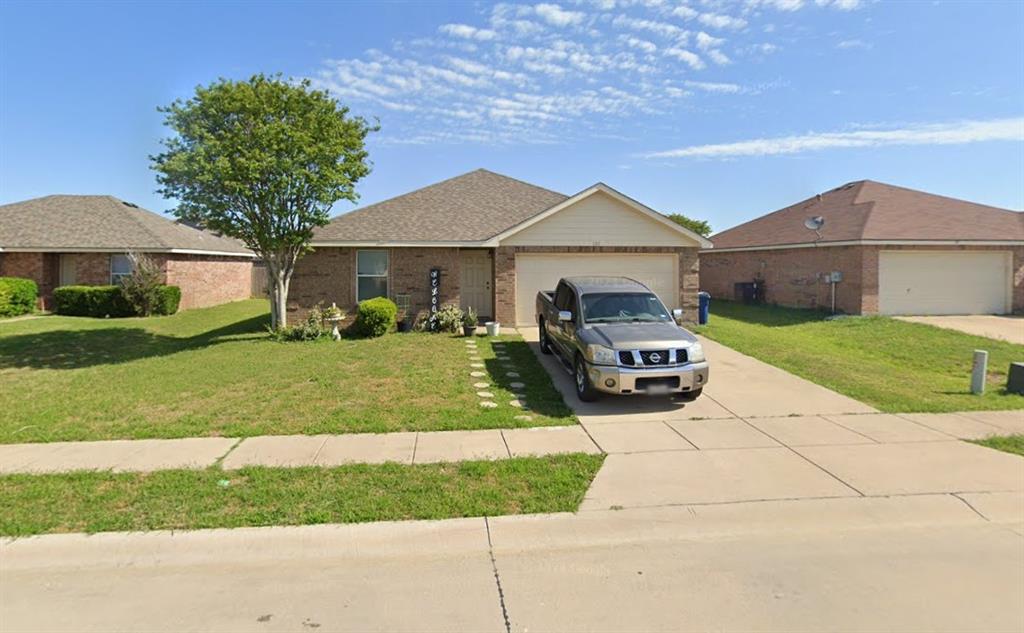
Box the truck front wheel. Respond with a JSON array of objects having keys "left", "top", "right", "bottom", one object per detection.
[
  {"left": 574, "top": 356, "right": 599, "bottom": 402},
  {"left": 538, "top": 319, "right": 553, "bottom": 355}
]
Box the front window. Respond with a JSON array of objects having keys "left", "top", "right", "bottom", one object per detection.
[
  {"left": 110, "top": 254, "right": 133, "bottom": 285},
  {"left": 356, "top": 250, "right": 388, "bottom": 302},
  {"left": 581, "top": 292, "right": 672, "bottom": 324}
]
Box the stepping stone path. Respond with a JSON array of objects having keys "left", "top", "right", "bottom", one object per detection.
[
  {"left": 470, "top": 371, "right": 486, "bottom": 377},
  {"left": 514, "top": 415, "right": 533, "bottom": 422},
  {"left": 476, "top": 391, "right": 494, "bottom": 398},
  {"left": 469, "top": 356, "right": 482, "bottom": 361},
  {"left": 506, "top": 371, "right": 520, "bottom": 377},
  {"left": 473, "top": 382, "right": 490, "bottom": 389},
  {"left": 479, "top": 401, "right": 498, "bottom": 408},
  {"left": 470, "top": 363, "right": 484, "bottom": 368},
  {"left": 509, "top": 399, "right": 526, "bottom": 408},
  {"left": 510, "top": 382, "right": 525, "bottom": 389}
]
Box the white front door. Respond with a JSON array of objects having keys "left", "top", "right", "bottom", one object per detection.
[
  {"left": 460, "top": 250, "right": 493, "bottom": 320},
  {"left": 59, "top": 254, "right": 77, "bottom": 286}
]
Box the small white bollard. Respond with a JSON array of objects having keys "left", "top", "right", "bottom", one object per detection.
[{"left": 970, "top": 350, "right": 988, "bottom": 395}]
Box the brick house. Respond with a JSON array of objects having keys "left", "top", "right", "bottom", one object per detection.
[
  {"left": 700, "top": 181, "right": 1024, "bottom": 315},
  {"left": 291, "top": 169, "right": 711, "bottom": 326},
  {"left": 0, "top": 195, "right": 255, "bottom": 310}
]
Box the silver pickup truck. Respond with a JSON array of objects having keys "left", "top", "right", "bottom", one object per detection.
[{"left": 536, "top": 277, "right": 709, "bottom": 402}]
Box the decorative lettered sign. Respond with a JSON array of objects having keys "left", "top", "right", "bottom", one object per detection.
[{"left": 428, "top": 268, "right": 440, "bottom": 330}]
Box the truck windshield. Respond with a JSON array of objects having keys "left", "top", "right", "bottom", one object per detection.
[{"left": 581, "top": 292, "right": 672, "bottom": 323}]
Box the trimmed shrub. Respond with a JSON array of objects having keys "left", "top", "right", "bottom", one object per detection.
[
  {"left": 53, "top": 286, "right": 133, "bottom": 318},
  {"left": 119, "top": 252, "right": 165, "bottom": 316},
  {"left": 155, "top": 285, "right": 181, "bottom": 315},
  {"left": 0, "top": 277, "right": 38, "bottom": 317},
  {"left": 353, "top": 297, "right": 397, "bottom": 338},
  {"left": 270, "top": 304, "right": 326, "bottom": 342}
]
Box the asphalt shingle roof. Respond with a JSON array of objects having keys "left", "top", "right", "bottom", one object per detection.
[
  {"left": 313, "top": 169, "right": 568, "bottom": 243},
  {"left": 0, "top": 195, "right": 253, "bottom": 255},
  {"left": 710, "top": 180, "right": 1024, "bottom": 249}
]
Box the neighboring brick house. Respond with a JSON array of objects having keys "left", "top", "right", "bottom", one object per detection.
[
  {"left": 292, "top": 169, "right": 710, "bottom": 326},
  {"left": 0, "top": 195, "right": 255, "bottom": 310},
  {"left": 700, "top": 181, "right": 1024, "bottom": 315}
]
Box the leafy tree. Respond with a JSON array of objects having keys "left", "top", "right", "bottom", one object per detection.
[
  {"left": 151, "top": 74, "right": 376, "bottom": 329},
  {"left": 665, "top": 213, "right": 712, "bottom": 237}
]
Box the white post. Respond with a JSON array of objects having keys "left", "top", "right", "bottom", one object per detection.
[{"left": 971, "top": 350, "right": 988, "bottom": 395}]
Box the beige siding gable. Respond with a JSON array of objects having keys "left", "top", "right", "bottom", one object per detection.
[{"left": 499, "top": 191, "right": 697, "bottom": 247}]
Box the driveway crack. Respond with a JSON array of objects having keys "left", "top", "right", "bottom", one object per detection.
[{"left": 484, "top": 517, "right": 512, "bottom": 633}]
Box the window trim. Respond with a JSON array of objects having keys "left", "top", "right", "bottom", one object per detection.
[
  {"left": 355, "top": 249, "right": 389, "bottom": 303},
  {"left": 109, "top": 254, "right": 133, "bottom": 285}
]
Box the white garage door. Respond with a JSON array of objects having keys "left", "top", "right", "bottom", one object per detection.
[
  {"left": 878, "top": 251, "right": 1010, "bottom": 315},
  {"left": 514, "top": 253, "right": 678, "bottom": 325}
]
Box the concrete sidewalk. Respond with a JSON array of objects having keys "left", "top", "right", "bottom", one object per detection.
[
  {"left": 3, "top": 493, "right": 1022, "bottom": 632},
  {"left": 896, "top": 314, "right": 1024, "bottom": 345},
  {"left": 0, "top": 410, "right": 1020, "bottom": 475},
  {"left": 0, "top": 426, "right": 601, "bottom": 474}
]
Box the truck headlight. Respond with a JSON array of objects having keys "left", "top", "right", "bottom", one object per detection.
[
  {"left": 687, "top": 343, "right": 705, "bottom": 363},
  {"left": 586, "top": 344, "right": 616, "bottom": 365}
]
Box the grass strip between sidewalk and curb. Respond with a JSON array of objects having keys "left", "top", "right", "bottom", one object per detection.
[
  {"left": 971, "top": 435, "right": 1024, "bottom": 457},
  {"left": 0, "top": 453, "right": 604, "bottom": 537}
]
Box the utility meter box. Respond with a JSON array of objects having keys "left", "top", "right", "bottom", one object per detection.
[{"left": 829, "top": 271, "right": 843, "bottom": 283}]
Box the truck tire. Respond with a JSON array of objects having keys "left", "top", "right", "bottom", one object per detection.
[
  {"left": 538, "top": 319, "right": 553, "bottom": 355},
  {"left": 678, "top": 388, "right": 702, "bottom": 402},
  {"left": 574, "top": 356, "right": 599, "bottom": 402}
]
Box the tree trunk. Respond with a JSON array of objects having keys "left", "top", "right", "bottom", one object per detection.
[{"left": 266, "top": 258, "right": 290, "bottom": 330}]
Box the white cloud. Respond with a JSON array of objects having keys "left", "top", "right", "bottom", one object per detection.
[
  {"left": 672, "top": 6, "right": 698, "bottom": 19},
  {"left": 439, "top": 23, "right": 497, "bottom": 41},
  {"left": 707, "top": 49, "right": 731, "bottom": 65},
  {"left": 533, "top": 3, "right": 586, "bottom": 27},
  {"left": 612, "top": 14, "right": 689, "bottom": 40},
  {"left": 817, "top": 0, "right": 863, "bottom": 9},
  {"left": 620, "top": 35, "right": 658, "bottom": 53},
  {"left": 643, "top": 118, "right": 1024, "bottom": 158},
  {"left": 685, "top": 80, "right": 742, "bottom": 93},
  {"left": 836, "top": 39, "right": 872, "bottom": 50},
  {"left": 664, "top": 47, "right": 705, "bottom": 69},
  {"left": 695, "top": 31, "right": 725, "bottom": 50},
  {"left": 698, "top": 13, "right": 748, "bottom": 30},
  {"left": 747, "top": 0, "right": 806, "bottom": 11}
]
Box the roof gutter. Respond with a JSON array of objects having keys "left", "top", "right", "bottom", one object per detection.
[
  {"left": 0, "top": 247, "right": 256, "bottom": 258},
  {"left": 703, "top": 239, "right": 1024, "bottom": 253}
]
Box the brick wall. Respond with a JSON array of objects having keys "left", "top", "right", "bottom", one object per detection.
[
  {"left": 0, "top": 252, "right": 109, "bottom": 308},
  {"left": 493, "top": 245, "right": 701, "bottom": 325},
  {"left": 289, "top": 247, "right": 461, "bottom": 325},
  {"left": 158, "top": 254, "right": 253, "bottom": 310},
  {"left": 701, "top": 244, "right": 1024, "bottom": 315},
  {"left": 858, "top": 244, "right": 1024, "bottom": 314},
  {"left": 700, "top": 246, "right": 865, "bottom": 314}
]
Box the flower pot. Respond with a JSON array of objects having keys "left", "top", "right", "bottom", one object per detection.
[
  {"left": 397, "top": 320, "right": 409, "bottom": 333},
  {"left": 485, "top": 321, "right": 500, "bottom": 337},
  {"left": 462, "top": 325, "right": 476, "bottom": 337}
]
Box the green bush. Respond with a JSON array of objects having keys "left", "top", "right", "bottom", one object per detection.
[
  {"left": 353, "top": 297, "right": 397, "bottom": 338},
  {"left": 52, "top": 286, "right": 134, "bottom": 318},
  {"left": 155, "top": 285, "right": 181, "bottom": 315},
  {"left": 0, "top": 277, "right": 38, "bottom": 317},
  {"left": 270, "top": 304, "right": 327, "bottom": 342}
]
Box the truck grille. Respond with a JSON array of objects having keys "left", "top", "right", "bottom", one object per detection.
[
  {"left": 639, "top": 350, "right": 669, "bottom": 366},
  {"left": 618, "top": 351, "right": 635, "bottom": 366},
  {"left": 676, "top": 348, "right": 688, "bottom": 363}
]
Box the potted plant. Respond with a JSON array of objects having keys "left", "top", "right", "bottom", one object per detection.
[
  {"left": 322, "top": 303, "right": 345, "bottom": 341},
  {"left": 485, "top": 321, "right": 500, "bottom": 337},
  {"left": 462, "top": 307, "right": 477, "bottom": 337}
]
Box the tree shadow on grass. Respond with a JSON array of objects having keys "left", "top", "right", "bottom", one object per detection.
[{"left": 0, "top": 314, "right": 269, "bottom": 370}]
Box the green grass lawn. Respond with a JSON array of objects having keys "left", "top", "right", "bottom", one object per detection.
[
  {"left": 695, "top": 301, "right": 1024, "bottom": 413},
  {"left": 0, "top": 300, "right": 574, "bottom": 443},
  {"left": 972, "top": 435, "right": 1024, "bottom": 457},
  {"left": 0, "top": 453, "right": 604, "bottom": 536}
]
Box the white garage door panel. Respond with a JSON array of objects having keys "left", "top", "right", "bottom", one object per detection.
[
  {"left": 515, "top": 253, "right": 677, "bottom": 325},
  {"left": 878, "top": 251, "right": 1009, "bottom": 315}
]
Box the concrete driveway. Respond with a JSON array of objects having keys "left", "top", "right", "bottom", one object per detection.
[
  {"left": 519, "top": 326, "right": 876, "bottom": 423},
  {"left": 896, "top": 315, "right": 1024, "bottom": 345}
]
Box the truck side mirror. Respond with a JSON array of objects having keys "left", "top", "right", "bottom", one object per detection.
[
  {"left": 672, "top": 308, "right": 683, "bottom": 322},
  {"left": 558, "top": 310, "right": 573, "bottom": 322}
]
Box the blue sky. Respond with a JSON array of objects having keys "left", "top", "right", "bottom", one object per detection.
[{"left": 1, "top": 0, "right": 1022, "bottom": 233}]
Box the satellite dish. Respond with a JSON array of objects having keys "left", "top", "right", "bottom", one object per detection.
[{"left": 804, "top": 216, "right": 825, "bottom": 231}]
